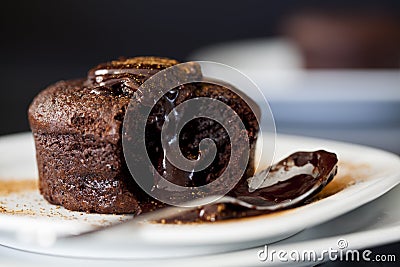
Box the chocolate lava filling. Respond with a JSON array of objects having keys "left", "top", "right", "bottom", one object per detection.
[{"left": 91, "top": 60, "right": 258, "bottom": 190}]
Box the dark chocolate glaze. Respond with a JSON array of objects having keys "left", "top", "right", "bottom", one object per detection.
[
  {"left": 85, "top": 57, "right": 180, "bottom": 97},
  {"left": 160, "top": 150, "right": 338, "bottom": 223},
  {"left": 230, "top": 150, "right": 338, "bottom": 203}
]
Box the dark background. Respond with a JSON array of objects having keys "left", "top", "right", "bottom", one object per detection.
[
  {"left": 1, "top": 0, "right": 292, "bottom": 135},
  {"left": 1, "top": 1, "right": 399, "bottom": 265},
  {"left": 1, "top": 0, "right": 399, "bottom": 135}
]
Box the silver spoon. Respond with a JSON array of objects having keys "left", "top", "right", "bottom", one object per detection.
[
  {"left": 19, "top": 150, "right": 337, "bottom": 246},
  {"left": 68, "top": 150, "right": 338, "bottom": 236}
]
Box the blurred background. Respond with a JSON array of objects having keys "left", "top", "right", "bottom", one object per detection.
[
  {"left": 1, "top": 0, "right": 400, "bottom": 154},
  {"left": 1, "top": 0, "right": 400, "bottom": 264}
]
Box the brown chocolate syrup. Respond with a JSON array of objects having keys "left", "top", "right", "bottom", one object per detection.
[
  {"left": 157, "top": 150, "right": 338, "bottom": 223},
  {"left": 84, "top": 58, "right": 338, "bottom": 223}
]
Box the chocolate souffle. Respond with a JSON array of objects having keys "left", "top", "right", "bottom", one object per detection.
[{"left": 28, "top": 57, "right": 259, "bottom": 214}]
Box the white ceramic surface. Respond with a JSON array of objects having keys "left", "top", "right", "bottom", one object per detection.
[
  {"left": 0, "top": 132, "right": 399, "bottom": 260},
  {"left": 1, "top": 184, "right": 400, "bottom": 266}
]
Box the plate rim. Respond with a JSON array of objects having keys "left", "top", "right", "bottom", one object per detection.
[{"left": 0, "top": 132, "right": 399, "bottom": 257}]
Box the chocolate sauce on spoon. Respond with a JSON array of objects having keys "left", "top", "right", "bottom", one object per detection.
[{"left": 157, "top": 150, "right": 338, "bottom": 223}]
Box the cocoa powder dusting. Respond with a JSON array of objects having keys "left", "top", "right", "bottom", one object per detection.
[
  {"left": 311, "top": 162, "right": 371, "bottom": 201},
  {"left": 0, "top": 179, "right": 37, "bottom": 196},
  {"left": 0, "top": 161, "right": 370, "bottom": 223}
]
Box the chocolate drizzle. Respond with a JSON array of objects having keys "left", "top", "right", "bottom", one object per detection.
[
  {"left": 231, "top": 150, "right": 338, "bottom": 204},
  {"left": 159, "top": 150, "right": 338, "bottom": 223},
  {"left": 85, "top": 57, "right": 180, "bottom": 97}
]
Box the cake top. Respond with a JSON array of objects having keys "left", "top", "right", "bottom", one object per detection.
[
  {"left": 86, "top": 57, "right": 181, "bottom": 97},
  {"left": 28, "top": 57, "right": 182, "bottom": 142},
  {"left": 101, "top": 57, "right": 180, "bottom": 69}
]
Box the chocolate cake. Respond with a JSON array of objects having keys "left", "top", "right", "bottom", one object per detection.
[{"left": 28, "top": 57, "right": 259, "bottom": 214}]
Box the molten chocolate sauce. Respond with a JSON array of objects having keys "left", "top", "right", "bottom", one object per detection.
[
  {"left": 85, "top": 58, "right": 338, "bottom": 223},
  {"left": 159, "top": 150, "right": 338, "bottom": 223}
]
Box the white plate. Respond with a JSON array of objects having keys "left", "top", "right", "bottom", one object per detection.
[
  {"left": 1, "top": 185, "right": 399, "bottom": 267},
  {"left": 0, "top": 132, "right": 399, "bottom": 259}
]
